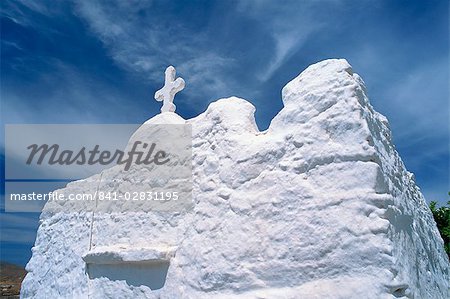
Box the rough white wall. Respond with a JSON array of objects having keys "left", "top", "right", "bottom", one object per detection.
[{"left": 21, "top": 59, "right": 449, "bottom": 299}]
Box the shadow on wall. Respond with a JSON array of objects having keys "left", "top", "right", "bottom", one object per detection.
[{"left": 87, "top": 261, "right": 170, "bottom": 290}]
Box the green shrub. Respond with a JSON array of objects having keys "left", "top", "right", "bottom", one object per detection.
[{"left": 429, "top": 193, "right": 450, "bottom": 259}]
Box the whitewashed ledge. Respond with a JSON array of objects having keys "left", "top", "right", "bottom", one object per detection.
[{"left": 82, "top": 245, "right": 177, "bottom": 264}]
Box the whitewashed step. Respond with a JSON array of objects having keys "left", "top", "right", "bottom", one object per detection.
[{"left": 82, "top": 245, "right": 177, "bottom": 264}]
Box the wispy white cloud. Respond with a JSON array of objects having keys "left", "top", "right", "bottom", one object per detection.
[
  {"left": 340, "top": 31, "right": 448, "bottom": 138},
  {"left": 73, "top": 0, "right": 236, "bottom": 103},
  {"left": 1, "top": 0, "right": 69, "bottom": 35},
  {"left": 235, "top": 0, "right": 341, "bottom": 81},
  {"left": 2, "top": 60, "right": 137, "bottom": 124},
  {"left": 353, "top": 47, "right": 449, "bottom": 143},
  {"left": 386, "top": 59, "right": 448, "bottom": 141},
  {"left": 258, "top": 28, "right": 317, "bottom": 82}
]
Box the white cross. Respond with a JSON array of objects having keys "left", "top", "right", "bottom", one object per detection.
[{"left": 154, "top": 66, "right": 185, "bottom": 113}]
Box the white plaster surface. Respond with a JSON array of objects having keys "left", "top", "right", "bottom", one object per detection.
[{"left": 21, "top": 59, "right": 449, "bottom": 299}]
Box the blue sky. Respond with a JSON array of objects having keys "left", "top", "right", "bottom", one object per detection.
[{"left": 1, "top": 0, "right": 448, "bottom": 266}]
